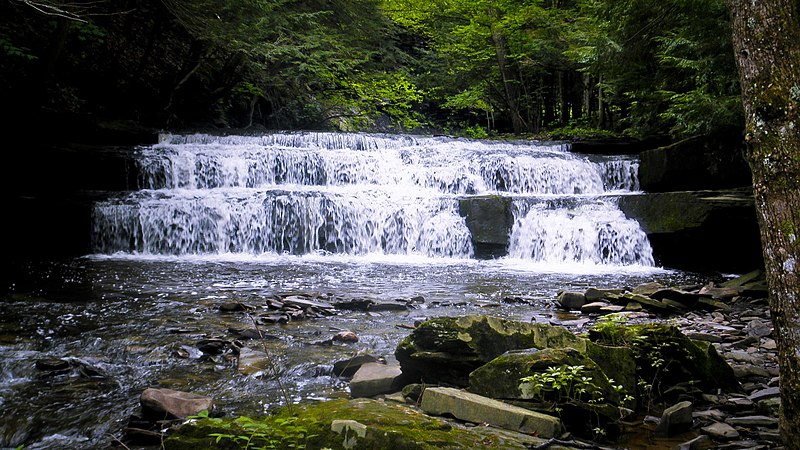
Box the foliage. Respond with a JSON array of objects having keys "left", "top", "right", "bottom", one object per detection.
[
  {"left": 1, "top": 0, "right": 744, "bottom": 137},
  {"left": 521, "top": 364, "right": 605, "bottom": 406},
  {"left": 545, "top": 122, "right": 618, "bottom": 140},
  {"left": 188, "top": 411, "right": 315, "bottom": 450},
  {"left": 519, "top": 363, "right": 631, "bottom": 440}
]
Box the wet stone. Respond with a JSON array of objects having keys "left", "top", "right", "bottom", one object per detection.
[
  {"left": 726, "top": 397, "right": 754, "bottom": 408},
  {"left": 227, "top": 328, "right": 280, "bottom": 340},
  {"left": 756, "top": 397, "right": 781, "bottom": 417},
  {"left": 655, "top": 401, "right": 693, "bottom": 437},
  {"left": 333, "top": 331, "right": 359, "bottom": 343},
  {"left": 699, "top": 284, "right": 742, "bottom": 299},
  {"left": 34, "top": 358, "right": 70, "bottom": 374},
  {"left": 725, "top": 415, "right": 779, "bottom": 427},
  {"left": 218, "top": 302, "right": 252, "bottom": 312},
  {"left": 584, "top": 287, "right": 624, "bottom": 302},
  {"left": 748, "top": 386, "right": 779, "bottom": 403},
  {"left": 196, "top": 339, "right": 232, "bottom": 355},
  {"left": 599, "top": 304, "right": 626, "bottom": 314},
  {"left": 333, "top": 355, "right": 379, "bottom": 378},
  {"left": 693, "top": 409, "right": 727, "bottom": 422},
  {"left": 258, "top": 314, "right": 289, "bottom": 324},
  {"left": 580, "top": 301, "right": 609, "bottom": 314},
  {"left": 349, "top": 363, "right": 404, "bottom": 398},
  {"left": 677, "top": 434, "right": 710, "bottom": 450},
  {"left": 281, "top": 296, "right": 335, "bottom": 311},
  {"left": 140, "top": 388, "right": 213, "bottom": 420},
  {"left": 686, "top": 332, "right": 724, "bottom": 343},
  {"left": 701, "top": 422, "right": 740, "bottom": 440},
  {"left": 557, "top": 291, "right": 586, "bottom": 310},
  {"left": 745, "top": 319, "right": 772, "bottom": 338},
  {"left": 368, "top": 302, "right": 410, "bottom": 312},
  {"left": 632, "top": 282, "right": 665, "bottom": 296}
]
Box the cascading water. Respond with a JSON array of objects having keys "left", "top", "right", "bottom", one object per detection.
[{"left": 92, "top": 132, "right": 653, "bottom": 266}]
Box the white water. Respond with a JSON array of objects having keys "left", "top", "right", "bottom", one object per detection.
[{"left": 93, "top": 132, "right": 653, "bottom": 267}]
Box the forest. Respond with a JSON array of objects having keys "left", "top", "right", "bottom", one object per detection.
[{"left": 0, "top": 0, "right": 741, "bottom": 140}]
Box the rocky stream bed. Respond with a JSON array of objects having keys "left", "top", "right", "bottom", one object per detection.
[{"left": 100, "top": 269, "right": 784, "bottom": 450}]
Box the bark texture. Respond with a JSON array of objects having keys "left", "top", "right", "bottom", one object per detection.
[{"left": 727, "top": 0, "right": 800, "bottom": 446}]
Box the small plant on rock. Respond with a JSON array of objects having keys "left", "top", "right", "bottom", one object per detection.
[
  {"left": 188, "top": 411, "right": 315, "bottom": 450},
  {"left": 520, "top": 364, "right": 604, "bottom": 406}
]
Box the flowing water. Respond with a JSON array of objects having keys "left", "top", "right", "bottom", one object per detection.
[{"left": 0, "top": 133, "right": 702, "bottom": 449}]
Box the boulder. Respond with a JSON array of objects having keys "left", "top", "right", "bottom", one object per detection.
[
  {"left": 140, "top": 388, "right": 213, "bottom": 420},
  {"left": 458, "top": 196, "right": 514, "bottom": 259},
  {"left": 420, "top": 387, "right": 562, "bottom": 438},
  {"left": 395, "top": 315, "right": 586, "bottom": 386},
  {"left": 349, "top": 363, "right": 405, "bottom": 398}
]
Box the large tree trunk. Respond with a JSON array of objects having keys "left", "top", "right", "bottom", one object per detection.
[{"left": 726, "top": 0, "right": 800, "bottom": 446}]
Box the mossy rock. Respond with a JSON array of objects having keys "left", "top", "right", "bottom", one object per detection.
[
  {"left": 588, "top": 322, "right": 739, "bottom": 395},
  {"left": 396, "top": 315, "right": 585, "bottom": 386},
  {"left": 164, "top": 398, "right": 566, "bottom": 450}
]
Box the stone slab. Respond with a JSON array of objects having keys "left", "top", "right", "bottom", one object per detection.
[{"left": 420, "top": 387, "right": 561, "bottom": 438}]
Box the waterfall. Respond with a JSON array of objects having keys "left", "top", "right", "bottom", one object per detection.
[{"left": 93, "top": 132, "right": 653, "bottom": 265}]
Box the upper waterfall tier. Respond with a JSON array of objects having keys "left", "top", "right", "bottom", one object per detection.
[{"left": 139, "top": 133, "right": 639, "bottom": 194}]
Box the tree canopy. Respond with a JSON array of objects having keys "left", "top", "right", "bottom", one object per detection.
[{"left": 0, "top": 0, "right": 743, "bottom": 137}]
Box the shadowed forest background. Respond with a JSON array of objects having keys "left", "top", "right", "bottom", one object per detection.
[{"left": 1, "top": 0, "right": 742, "bottom": 140}]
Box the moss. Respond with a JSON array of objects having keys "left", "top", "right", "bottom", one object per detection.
[{"left": 165, "top": 399, "right": 547, "bottom": 450}]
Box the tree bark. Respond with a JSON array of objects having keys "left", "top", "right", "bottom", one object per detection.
[{"left": 727, "top": 0, "right": 800, "bottom": 446}]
